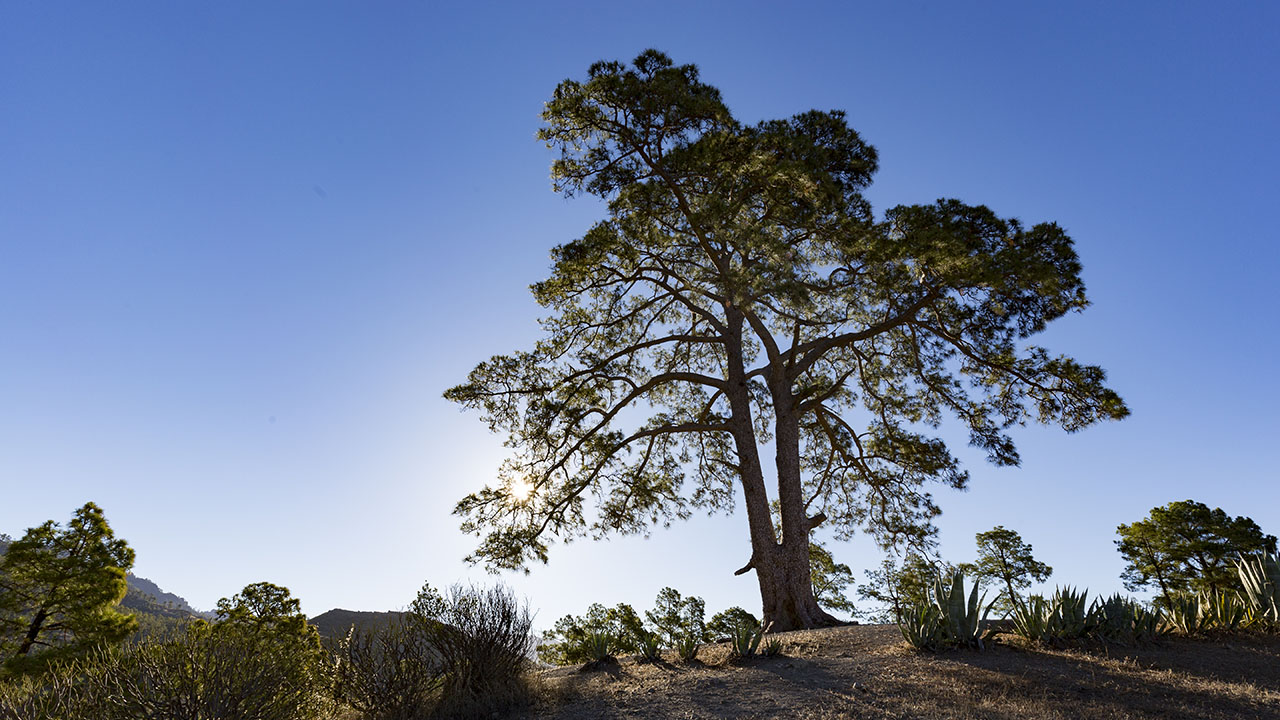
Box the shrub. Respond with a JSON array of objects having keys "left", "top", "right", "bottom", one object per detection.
[
  {"left": 537, "top": 602, "right": 643, "bottom": 665},
  {"left": 707, "top": 607, "right": 759, "bottom": 640},
  {"left": 646, "top": 588, "right": 707, "bottom": 646},
  {"left": 0, "top": 623, "right": 327, "bottom": 720},
  {"left": 331, "top": 616, "right": 441, "bottom": 720},
  {"left": 0, "top": 662, "right": 94, "bottom": 720},
  {"left": 410, "top": 583, "right": 534, "bottom": 719}
]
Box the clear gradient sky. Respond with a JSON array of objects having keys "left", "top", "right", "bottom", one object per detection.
[{"left": 2, "top": 2, "right": 1277, "bottom": 625}]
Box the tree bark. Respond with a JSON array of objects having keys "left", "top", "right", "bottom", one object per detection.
[
  {"left": 760, "top": 366, "right": 842, "bottom": 632},
  {"left": 16, "top": 607, "right": 47, "bottom": 657}
]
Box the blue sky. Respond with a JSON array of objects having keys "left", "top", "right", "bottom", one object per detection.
[{"left": 2, "top": 2, "right": 1277, "bottom": 626}]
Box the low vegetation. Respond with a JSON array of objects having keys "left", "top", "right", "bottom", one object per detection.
[{"left": 2, "top": 501, "right": 1277, "bottom": 719}]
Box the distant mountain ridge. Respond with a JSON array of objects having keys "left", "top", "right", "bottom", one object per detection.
[
  {"left": 309, "top": 608, "right": 403, "bottom": 639},
  {"left": 3, "top": 535, "right": 387, "bottom": 639},
  {"left": 124, "top": 573, "right": 211, "bottom": 618}
]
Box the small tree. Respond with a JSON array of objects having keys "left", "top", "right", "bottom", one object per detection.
[
  {"left": 857, "top": 553, "right": 951, "bottom": 623},
  {"left": 706, "top": 606, "right": 759, "bottom": 639},
  {"left": 959, "top": 526, "right": 1051, "bottom": 617},
  {"left": 213, "top": 581, "right": 320, "bottom": 649},
  {"left": 537, "top": 602, "right": 645, "bottom": 664},
  {"left": 1116, "top": 500, "right": 1277, "bottom": 600},
  {"left": 809, "top": 542, "right": 857, "bottom": 617},
  {"left": 645, "top": 587, "right": 706, "bottom": 646},
  {"left": 0, "top": 502, "right": 136, "bottom": 675}
]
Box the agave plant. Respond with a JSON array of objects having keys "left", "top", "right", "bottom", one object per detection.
[
  {"left": 1088, "top": 594, "right": 1161, "bottom": 644},
  {"left": 760, "top": 636, "right": 784, "bottom": 657},
  {"left": 933, "top": 572, "right": 995, "bottom": 649},
  {"left": 1198, "top": 589, "right": 1248, "bottom": 632},
  {"left": 729, "top": 621, "right": 773, "bottom": 659},
  {"left": 674, "top": 634, "right": 699, "bottom": 662},
  {"left": 1163, "top": 593, "right": 1208, "bottom": 635},
  {"left": 633, "top": 628, "right": 662, "bottom": 663},
  {"left": 1236, "top": 552, "right": 1280, "bottom": 627},
  {"left": 898, "top": 600, "right": 946, "bottom": 651},
  {"left": 1011, "top": 595, "right": 1050, "bottom": 643},
  {"left": 578, "top": 629, "right": 615, "bottom": 662},
  {"left": 1047, "top": 586, "right": 1090, "bottom": 641}
]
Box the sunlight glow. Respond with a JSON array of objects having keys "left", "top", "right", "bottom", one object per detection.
[{"left": 511, "top": 477, "right": 535, "bottom": 502}]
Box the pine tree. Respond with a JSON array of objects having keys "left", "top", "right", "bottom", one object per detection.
[{"left": 0, "top": 502, "right": 136, "bottom": 674}]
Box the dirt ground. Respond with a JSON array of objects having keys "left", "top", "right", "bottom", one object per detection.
[{"left": 510, "top": 625, "right": 1280, "bottom": 720}]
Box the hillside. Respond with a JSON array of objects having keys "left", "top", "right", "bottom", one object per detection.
[
  {"left": 1, "top": 537, "right": 205, "bottom": 639},
  {"left": 515, "top": 625, "right": 1280, "bottom": 720},
  {"left": 309, "top": 609, "right": 404, "bottom": 640}
]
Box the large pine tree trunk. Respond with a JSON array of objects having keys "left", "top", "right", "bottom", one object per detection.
[
  {"left": 723, "top": 310, "right": 841, "bottom": 631},
  {"left": 755, "top": 542, "right": 841, "bottom": 631}
]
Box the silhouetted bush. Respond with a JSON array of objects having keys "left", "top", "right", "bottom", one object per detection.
[
  {"left": 331, "top": 615, "right": 442, "bottom": 720},
  {"left": 330, "top": 582, "right": 534, "bottom": 720},
  {"left": 412, "top": 582, "right": 534, "bottom": 718}
]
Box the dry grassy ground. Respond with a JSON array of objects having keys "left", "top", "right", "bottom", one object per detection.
[{"left": 511, "top": 625, "right": 1280, "bottom": 719}]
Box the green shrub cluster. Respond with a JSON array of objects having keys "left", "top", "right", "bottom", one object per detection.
[
  {"left": 541, "top": 589, "right": 781, "bottom": 666},
  {"left": 0, "top": 619, "right": 325, "bottom": 720},
  {"left": 1, "top": 581, "right": 535, "bottom": 720}
]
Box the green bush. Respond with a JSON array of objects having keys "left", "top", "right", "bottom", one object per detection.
[
  {"left": 0, "top": 623, "right": 326, "bottom": 720},
  {"left": 707, "top": 607, "right": 759, "bottom": 640},
  {"left": 537, "top": 602, "right": 643, "bottom": 665}
]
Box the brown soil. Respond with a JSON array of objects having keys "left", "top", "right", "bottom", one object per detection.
[{"left": 512, "top": 625, "right": 1280, "bottom": 719}]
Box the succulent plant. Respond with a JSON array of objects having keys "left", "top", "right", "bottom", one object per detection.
[
  {"left": 1088, "top": 593, "right": 1161, "bottom": 644},
  {"left": 898, "top": 571, "right": 993, "bottom": 650},
  {"left": 729, "top": 621, "right": 773, "bottom": 659},
  {"left": 578, "top": 629, "right": 615, "bottom": 662},
  {"left": 898, "top": 600, "right": 946, "bottom": 651},
  {"left": 934, "top": 571, "right": 995, "bottom": 649},
  {"left": 1236, "top": 552, "right": 1280, "bottom": 627},
  {"left": 674, "top": 634, "right": 699, "bottom": 662},
  {"left": 1198, "top": 589, "right": 1248, "bottom": 631},
  {"left": 633, "top": 628, "right": 662, "bottom": 663},
  {"left": 760, "top": 636, "right": 784, "bottom": 657},
  {"left": 1162, "top": 593, "right": 1208, "bottom": 635},
  {"left": 1011, "top": 594, "right": 1050, "bottom": 642}
]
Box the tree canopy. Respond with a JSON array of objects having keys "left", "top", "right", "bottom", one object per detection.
[
  {"left": 0, "top": 502, "right": 136, "bottom": 675},
  {"left": 446, "top": 50, "right": 1127, "bottom": 629},
  {"left": 1116, "top": 500, "right": 1277, "bottom": 598},
  {"left": 959, "top": 525, "right": 1051, "bottom": 617}
]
